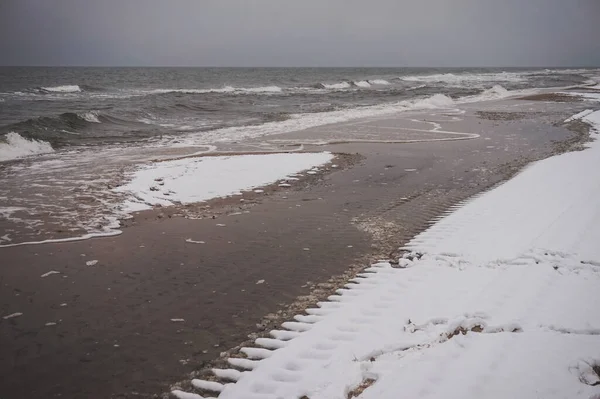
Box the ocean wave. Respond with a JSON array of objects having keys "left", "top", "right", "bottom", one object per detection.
[
  {"left": 401, "top": 72, "right": 525, "bottom": 85},
  {"left": 0, "top": 132, "right": 54, "bottom": 162},
  {"left": 412, "top": 93, "right": 455, "bottom": 109},
  {"left": 406, "top": 84, "right": 428, "bottom": 91},
  {"left": 79, "top": 111, "right": 101, "bottom": 123},
  {"left": 353, "top": 80, "right": 371, "bottom": 88},
  {"left": 368, "top": 79, "right": 391, "bottom": 85},
  {"left": 146, "top": 85, "right": 283, "bottom": 95},
  {"left": 170, "top": 92, "right": 462, "bottom": 145},
  {"left": 40, "top": 85, "right": 82, "bottom": 93},
  {"left": 4, "top": 111, "right": 113, "bottom": 137},
  {"left": 462, "top": 85, "right": 515, "bottom": 102},
  {"left": 322, "top": 82, "right": 352, "bottom": 90}
]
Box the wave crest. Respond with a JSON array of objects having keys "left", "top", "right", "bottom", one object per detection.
[
  {"left": 147, "top": 85, "right": 283, "bottom": 95},
  {"left": 401, "top": 72, "right": 525, "bottom": 85},
  {"left": 322, "top": 82, "right": 352, "bottom": 90},
  {"left": 41, "top": 85, "right": 82, "bottom": 93},
  {"left": 412, "top": 94, "right": 455, "bottom": 109},
  {"left": 79, "top": 111, "right": 101, "bottom": 123},
  {"left": 353, "top": 81, "right": 371, "bottom": 88},
  {"left": 368, "top": 79, "right": 390, "bottom": 85},
  {"left": 0, "top": 132, "right": 54, "bottom": 162}
]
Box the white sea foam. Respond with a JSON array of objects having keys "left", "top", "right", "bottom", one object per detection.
[
  {"left": 323, "top": 82, "right": 352, "bottom": 90},
  {"left": 173, "top": 93, "right": 461, "bottom": 145},
  {"left": 412, "top": 93, "right": 455, "bottom": 109},
  {"left": 401, "top": 72, "right": 525, "bottom": 85},
  {"left": 462, "top": 85, "right": 519, "bottom": 102},
  {"left": 368, "top": 79, "right": 391, "bottom": 85},
  {"left": 144, "top": 86, "right": 282, "bottom": 95},
  {"left": 407, "top": 84, "right": 427, "bottom": 91},
  {"left": 243, "top": 86, "right": 282, "bottom": 93},
  {"left": 41, "top": 85, "right": 82, "bottom": 93},
  {"left": 353, "top": 80, "right": 371, "bottom": 88},
  {"left": 0, "top": 132, "right": 54, "bottom": 162},
  {"left": 80, "top": 111, "right": 101, "bottom": 123}
]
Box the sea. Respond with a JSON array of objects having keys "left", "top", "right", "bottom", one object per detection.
[{"left": 0, "top": 67, "right": 599, "bottom": 244}]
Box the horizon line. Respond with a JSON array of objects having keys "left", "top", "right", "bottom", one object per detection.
[{"left": 1, "top": 65, "right": 598, "bottom": 69}]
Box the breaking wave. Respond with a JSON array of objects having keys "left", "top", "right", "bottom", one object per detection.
[
  {"left": 145, "top": 85, "right": 283, "bottom": 95},
  {"left": 368, "top": 79, "right": 390, "bottom": 85},
  {"left": 401, "top": 72, "right": 525, "bottom": 85},
  {"left": 463, "top": 85, "right": 513, "bottom": 102},
  {"left": 353, "top": 80, "right": 371, "bottom": 88},
  {"left": 0, "top": 132, "right": 54, "bottom": 162},
  {"left": 413, "top": 93, "right": 455, "bottom": 109},
  {"left": 40, "top": 85, "right": 82, "bottom": 93},
  {"left": 79, "top": 111, "right": 101, "bottom": 123},
  {"left": 322, "top": 82, "right": 352, "bottom": 90}
]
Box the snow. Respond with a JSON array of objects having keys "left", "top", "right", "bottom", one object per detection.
[
  {"left": 565, "top": 109, "right": 594, "bottom": 123},
  {"left": 185, "top": 238, "right": 205, "bottom": 244},
  {"left": 40, "top": 270, "right": 60, "bottom": 278},
  {"left": 115, "top": 153, "right": 334, "bottom": 213},
  {"left": 3, "top": 312, "right": 23, "bottom": 320},
  {"left": 86, "top": 260, "right": 98, "bottom": 266},
  {"left": 175, "top": 110, "right": 600, "bottom": 399}
]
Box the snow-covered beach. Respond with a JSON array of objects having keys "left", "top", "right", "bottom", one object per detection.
[
  {"left": 171, "top": 110, "right": 600, "bottom": 398},
  {"left": 2, "top": 88, "right": 599, "bottom": 398}
]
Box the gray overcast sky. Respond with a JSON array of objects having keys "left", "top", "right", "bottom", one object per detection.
[{"left": 1, "top": 0, "right": 599, "bottom": 67}]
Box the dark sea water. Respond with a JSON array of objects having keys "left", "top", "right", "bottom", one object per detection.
[
  {"left": 1, "top": 67, "right": 597, "bottom": 157},
  {"left": 0, "top": 66, "right": 599, "bottom": 245}
]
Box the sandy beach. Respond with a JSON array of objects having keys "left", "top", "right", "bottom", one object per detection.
[{"left": 0, "top": 93, "right": 594, "bottom": 398}]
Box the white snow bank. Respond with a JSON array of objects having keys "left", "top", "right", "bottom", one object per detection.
[
  {"left": 406, "top": 109, "right": 600, "bottom": 263},
  {"left": 0, "top": 132, "right": 54, "bottom": 162},
  {"left": 564, "top": 109, "right": 594, "bottom": 123},
  {"left": 116, "top": 152, "right": 334, "bottom": 212},
  {"left": 175, "top": 110, "right": 600, "bottom": 399}
]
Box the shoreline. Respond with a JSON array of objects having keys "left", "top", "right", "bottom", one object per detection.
[{"left": 0, "top": 95, "right": 596, "bottom": 398}]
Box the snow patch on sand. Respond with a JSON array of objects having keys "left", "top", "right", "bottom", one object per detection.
[
  {"left": 173, "top": 110, "right": 600, "bottom": 399},
  {"left": 116, "top": 152, "right": 334, "bottom": 212},
  {"left": 3, "top": 312, "right": 23, "bottom": 320}
]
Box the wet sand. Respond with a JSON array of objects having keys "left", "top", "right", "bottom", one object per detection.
[{"left": 0, "top": 98, "right": 592, "bottom": 398}]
